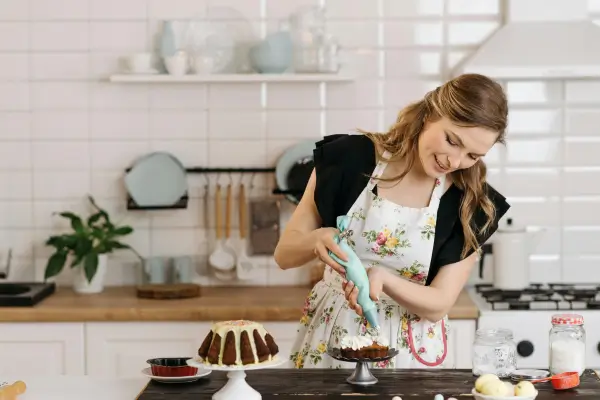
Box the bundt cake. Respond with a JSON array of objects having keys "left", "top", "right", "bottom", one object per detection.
[{"left": 197, "top": 320, "right": 279, "bottom": 366}]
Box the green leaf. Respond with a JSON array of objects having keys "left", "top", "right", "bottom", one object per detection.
[
  {"left": 44, "top": 251, "right": 67, "bottom": 281},
  {"left": 87, "top": 211, "right": 103, "bottom": 227},
  {"left": 70, "top": 238, "right": 93, "bottom": 268},
  {"left": 83, "top": 252, "right": 99, "bottom": 283},
  {"left": 112, "top": 226, "right": 133, "bottom": 236},
  {"left": 87, "top": 195, "right": 111, "bottom": 224},
  {"left": 58, "top": 212, "right": 85, "bottom": 233}
]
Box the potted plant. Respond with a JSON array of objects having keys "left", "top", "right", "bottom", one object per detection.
[{"left": 43, "top": 195, "right": 141, "bottom": 294}]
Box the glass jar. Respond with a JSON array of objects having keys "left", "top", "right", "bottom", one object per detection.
[
  {"left": 549, "top": 313, "right": 586, "bottom": 376},
  {"left": 472, "top": 328, "right": 517, "bottom": 377}
]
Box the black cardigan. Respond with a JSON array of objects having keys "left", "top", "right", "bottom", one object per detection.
[{"left": 312, "top": 133, "right": 511, "bottom": 285}]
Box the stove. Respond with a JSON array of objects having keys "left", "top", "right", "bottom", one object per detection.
[
  {"left": 468, "top": 283, "right": 600, "bottom": 370},
  {"left": 473, "top": 283, "right": 600, "bottom": 311}
]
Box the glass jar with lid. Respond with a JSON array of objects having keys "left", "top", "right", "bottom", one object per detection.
[
  {"left": 549, "top": 313, "right": 586, "bottom": 376},
  {"left": 472, "top": 328, "right": 517, "bottom": 377}
]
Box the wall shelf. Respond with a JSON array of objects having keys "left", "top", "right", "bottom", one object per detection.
[{"left": 108, "top": 73, "right": 355, "bottom": 84}]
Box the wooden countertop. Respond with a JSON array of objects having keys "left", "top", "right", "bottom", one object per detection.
[
  {"left": 137, "top": 369, "right": 600, "bottom": 400},
  {"left": 0, "top": 286, "right": 479, "bottom": 322}
]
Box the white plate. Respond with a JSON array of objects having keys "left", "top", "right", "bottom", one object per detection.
[
  {"left": 141, "top": 367, "right": 211, "bottom": 383},
  {"left": 274, "top": 139, "right": 318, "bottom": 204},
  {"left": 471, "top": 388, "right": 538, "bottom": 400},
  {"left": 187, "top": 356, "right": 286, "bottom": 371}
]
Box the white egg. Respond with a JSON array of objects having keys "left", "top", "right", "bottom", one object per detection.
[{"left": 474, "top": 374, "right": 500, "bottom": 392}]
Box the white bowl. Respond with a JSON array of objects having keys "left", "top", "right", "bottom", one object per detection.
[{"left": 471, "top": 388, "right": 538, "bottom": 400}]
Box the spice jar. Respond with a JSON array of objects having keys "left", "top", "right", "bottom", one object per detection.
[
  {"left": 472, "top": 328, "right": 517, "bottom": 377},
  {"left": 549, "top": 313, "right": 586, "bottom": 376}
]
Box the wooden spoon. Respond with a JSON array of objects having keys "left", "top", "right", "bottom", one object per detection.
[{"left": 236, "top": 182, "right": 254, "bottom": 280}]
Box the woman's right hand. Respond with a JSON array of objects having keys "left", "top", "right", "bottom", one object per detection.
[{"left": 312, "top": 227, "right": 348, "bottom": 277}]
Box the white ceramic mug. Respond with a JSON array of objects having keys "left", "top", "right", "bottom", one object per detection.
[
  {"left": 164, "top": 51, "right": 188, "bottom": 76},
  {"left": 126, "top": 53, "right": 153, "bottom": 73}
]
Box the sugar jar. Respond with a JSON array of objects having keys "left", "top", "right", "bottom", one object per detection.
[
  {"left": 549, "top": 313, "right": 586, "bottom": 376},
  {"left": 472, "top": 328, "right": 517, "bottom": 377}
]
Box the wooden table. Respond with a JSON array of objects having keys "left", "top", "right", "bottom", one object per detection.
[{"left": 136, "top": 369, "right": 600, "bottom": 399}]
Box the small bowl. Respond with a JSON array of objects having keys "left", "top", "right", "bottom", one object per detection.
[
  {"left": 146, "top": 357, "right": 198, "bottom": 377},
  {"left": 471, "top": 388, "right": 538, "bottom": 400}
]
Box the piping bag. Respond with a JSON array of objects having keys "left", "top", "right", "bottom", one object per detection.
[{"left": 328, "top": 215, "right": 380, "bottom": 333}]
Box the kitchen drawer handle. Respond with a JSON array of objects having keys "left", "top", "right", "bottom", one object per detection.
[{"left": 517, "top": 340, "right": 534, "bottom": 357}]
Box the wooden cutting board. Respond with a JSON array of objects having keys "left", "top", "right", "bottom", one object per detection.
[{"left": 136, "top": 284, "right": 201, "bottom": 300}]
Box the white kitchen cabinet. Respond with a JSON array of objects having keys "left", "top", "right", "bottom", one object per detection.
[
  {"left": 85, "top": 322, "right": 209, "bottom": 377},
  {"left": 85, "top": 321, "right": 298, "bottom": 377},
  {"left": 0, "top": 323, "right": 85, "bottom": 376},
  {"left": 447, "top": 319, "right": 476, "bottom": 369}
]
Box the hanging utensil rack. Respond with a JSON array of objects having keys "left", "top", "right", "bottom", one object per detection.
[{"left": 125, "top": 166, "right": 299, "bottom": 210}]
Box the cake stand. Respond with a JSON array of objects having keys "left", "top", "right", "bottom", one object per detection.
[
  {"left": 187, "top": 356, "right": 285, "bottom": 400},
  {"left": 327, "top": 347, "right": 399, "bottom": 386}
]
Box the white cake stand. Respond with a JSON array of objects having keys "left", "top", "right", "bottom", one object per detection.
[{"left": 187, "top": 356, "right": 285, "bottom": 400}]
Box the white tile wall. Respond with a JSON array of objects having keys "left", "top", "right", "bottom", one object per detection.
[{"left": 0, "top": 0, "right": 599, "bottom": 288}]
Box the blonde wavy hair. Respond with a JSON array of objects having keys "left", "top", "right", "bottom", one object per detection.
[{"left": 362, "top": 73, "right": 508, "bottom": 259}]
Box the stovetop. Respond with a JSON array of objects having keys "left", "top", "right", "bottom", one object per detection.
[{"left": 472, "top": 283, "right": 600, "bottom": 311}]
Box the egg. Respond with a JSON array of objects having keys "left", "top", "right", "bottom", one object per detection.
[
  {"left": 391, "top": 397, "right": 402, "bottom": 400},
  {"left": 475, "top": 374, "right": 500, "bottom": 392},
  {"left": 503, "top": 381, "right": 515, "bottom": 396},
  {"left": 433, "top": 395, "right": 444, "bottom": 400},
  {"left": 515, "top": 381, "right": 537, "bottom": 396},
  {"left": 480, "top": 380, "right": 508, "bottom": 396}
]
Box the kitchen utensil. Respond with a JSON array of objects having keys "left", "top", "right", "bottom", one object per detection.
[
  {"left": 275, "top": 139, "right": 318, "bottom": 204},
  {"left": 141, "top": 366, "right": 211, "bottom": 383},
  {"left": 125, "top": 152, "right": 187, "bottom": 208},
  {"left": 330, "top": 215, "right": 379, "bottom": 332},
  {"left": 249, "top": 198, "right": 280, "bottom": 255},
  {"left": 236, "top": 182, "right": 254, "bottom": 280},
  {"left": 510, "top": 369, "right": 550, "bottom": 382},
  {"left": 142, "top": 256, "right": 171, "bottom": 284},
  {"left": 327, "top": 347, "right": 399, "bottom": 386},
  {"left": 136, "top": 284, "right": 200, "bottom": 300},
  {"left": 209, "top": 184, "right": 236, "bottom": 278},
  {"left": 173, "top": 255, "right": 194, "bottom": 283},
  {"left": 249, "top": 31, "right": 293, "bottom": 74},
  {"left": 164, "top": 50, "right": 188, "bottom": 76},
  {"left": 223, "top": 183, "right": 237, "bottom": 259},
  {"left": 146, "top": 357, "right": 199, "bottom": 377},
  {"left": 478, "top": 218, "right": 544, "bottom": 290},
  {"left": 531, "top": 371, "right": 580, "bottom": 390}
]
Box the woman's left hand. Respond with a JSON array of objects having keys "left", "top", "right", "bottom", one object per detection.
[{"left": 342, "top": 267, "right": 386, "bottom": 316}]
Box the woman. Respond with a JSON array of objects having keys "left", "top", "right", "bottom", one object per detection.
[{"left": 274, "top": 73, "right": 511, "bottom": 369}]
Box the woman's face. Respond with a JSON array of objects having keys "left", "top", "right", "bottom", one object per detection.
[{"left": 417, "top": 116, "right": 499, "bottom": 178}]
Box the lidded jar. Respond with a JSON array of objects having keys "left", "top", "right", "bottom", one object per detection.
[
  {"left": 549, "top": 313, "right": 586, "bottom": 376},
  {"left": 472, "top": 328, "right": 517, "bottom": 377}
]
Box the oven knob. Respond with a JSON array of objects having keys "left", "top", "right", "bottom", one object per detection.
[
  {"left": 597, "top": 342, "right": 600, "bottom": 354},
  {"left": 517, "top": 340, "right": 534, "bottom": 357}
]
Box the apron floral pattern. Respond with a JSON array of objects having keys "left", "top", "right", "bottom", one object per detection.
[{"left": 290, "top": 150, "right": 449, "bottom": 369}]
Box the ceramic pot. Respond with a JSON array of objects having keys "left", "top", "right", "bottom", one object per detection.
[{"left": 73, "top": 254, "right": 108, "bottom": 294}]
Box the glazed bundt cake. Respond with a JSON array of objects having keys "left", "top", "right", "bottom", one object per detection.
[{"left": 198, "top": 320, "right": 279, "bottom": 366}]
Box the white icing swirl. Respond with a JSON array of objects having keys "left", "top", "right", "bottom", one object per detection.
[
  {"left": 369, "top": 334, "right": 389, "bottom": 347},
  {"left": 340, "top": 335, "right": 373, "bottom": 350}
]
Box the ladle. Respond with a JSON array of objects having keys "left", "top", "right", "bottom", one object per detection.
[{"left": 209, "top": 183, "right": 235, "bottom": 273}]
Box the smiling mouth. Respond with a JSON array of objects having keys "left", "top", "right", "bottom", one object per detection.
[{"left": 434, "top": 156, "right": 448, "bottom": 171}]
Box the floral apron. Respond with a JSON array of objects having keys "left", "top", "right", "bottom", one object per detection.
[{"left": 290, "top": 150, "right": 449, "bottom": 369}]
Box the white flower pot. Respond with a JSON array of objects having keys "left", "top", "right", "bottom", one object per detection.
[{"left": 73, "top": 254, "right": 108, "bottom": 294}]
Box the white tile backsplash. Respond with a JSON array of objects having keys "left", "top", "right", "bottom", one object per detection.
[{"left": 0, "top": 0, "right": 598, "bottom": 288}]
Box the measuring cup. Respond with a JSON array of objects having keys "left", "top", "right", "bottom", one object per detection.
[{"left": 531, "top": 371, "right": 580, "bottom": 390}]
